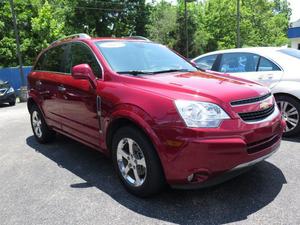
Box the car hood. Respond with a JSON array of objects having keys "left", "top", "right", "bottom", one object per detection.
[{"left": 128, "top": 71, "right": 269, "bottom": 104}]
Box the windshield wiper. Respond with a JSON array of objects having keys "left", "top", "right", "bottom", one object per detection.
[
  {"left": 117, "top": 70, "right": 154, "bottom": 76},
  {"left": 151, "top": 69, "right": 193, "bottom": 74}
]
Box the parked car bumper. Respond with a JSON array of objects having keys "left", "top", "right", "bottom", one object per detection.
[
  {"left": 155, "top": 112, "right": 285, "bottom": 187},
  {"left": 0, "top": 93, "right": 16, "bottom": 104}
]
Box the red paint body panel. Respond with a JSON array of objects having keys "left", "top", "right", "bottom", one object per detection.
[{"left": 28, "top": 37, "right": 285, "bottom": 186}]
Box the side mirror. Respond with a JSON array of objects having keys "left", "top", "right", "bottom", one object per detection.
[{"left": 71, "top": 64, "right": 97, "bottom": 89}]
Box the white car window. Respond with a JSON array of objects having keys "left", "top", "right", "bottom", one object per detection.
[
  {"left": 220, "top": 53, "right": 259, "bottom": 73},
  {"left": 258, "top": 57, "right": 281, "bottom": 71},
  {"left": 194, "top": 55, "right": 217, "bottom": 70}
]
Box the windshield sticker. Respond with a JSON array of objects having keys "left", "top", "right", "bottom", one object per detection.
[{"left": 99, "top": 42, "right": 126, "bottom": 48}]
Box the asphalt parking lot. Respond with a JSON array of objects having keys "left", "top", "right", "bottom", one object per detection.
[{"left": 0, "top": 103, "right": 299, "bottom": 225}]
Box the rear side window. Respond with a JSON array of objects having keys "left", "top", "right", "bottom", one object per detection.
[
  {"left": 70, "top": 43, "right": 102, "bottom": 78},
  {"left": 219, "top": 53, "right": 259, "bottom": 73},
  {"left": 34, "top": 45, "right": 68, "bottom": 73},
  {"left": 258, "top": 57, "right": 281, "bottom": 71},
  {"left": 194, "top": 55, "right": 217, "bottom": 70}
]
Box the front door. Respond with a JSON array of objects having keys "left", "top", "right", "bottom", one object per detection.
[{"left": 58, "top": 42, "right": 103, "bottom": 148}]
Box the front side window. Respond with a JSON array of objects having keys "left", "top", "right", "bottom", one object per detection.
[
  {"left": 70, "top": 43, "right": 102, "bottom": 78},
  {"left": 95, "top": 41, "right": 196, "bottom": 74},
  {"left": 220, "top": 53, "right": 259, "bottom": 73},
  {"left": 194, "top": 55, "right": 217, "bottom": 70}
]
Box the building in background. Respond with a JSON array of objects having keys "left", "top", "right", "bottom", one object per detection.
[{"left": 288, "top": 19, "right": 300, "bottom": 50}]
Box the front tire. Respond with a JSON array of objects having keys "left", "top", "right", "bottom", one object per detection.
[
  {"left": 276, "top": 95, "right": 300, "bottom": 137},
  {"left": 112, "top": 126, "right": 165, "bottom": 197},
  {"left": 30, "top": 105, "right": 56, "bottom": 143}
]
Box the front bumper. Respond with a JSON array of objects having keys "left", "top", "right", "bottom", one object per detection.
[
  {"left": 155, "top": 112, "right": 285, "bottom": 187},
  {"left": 171, "top": 143, "right": 280, "bottom": 189},
  {"left": 0, "top": 93, "right": 16, "bottom": 104}
]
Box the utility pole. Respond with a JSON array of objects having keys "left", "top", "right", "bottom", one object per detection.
[
  {"left": 9, "top": 0, "right": 27, "bottom": 101},
  {"left": 236, "top": 0, "right": 241, "bottom": 48},
  {"left": 184, "top": 0, "right": 196, "bottom": 58},
  {"left": 184, "top": 0, "right": 188, "bottom": 58}
]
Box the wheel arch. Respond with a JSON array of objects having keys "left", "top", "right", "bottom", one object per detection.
[{"left": 105, "top": 111, "right": 167, "bottom": 179}]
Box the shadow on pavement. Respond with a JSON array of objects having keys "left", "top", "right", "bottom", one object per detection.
[
  {"left": 26, "top": 134, "right": 287, "bottom": 225},
  {"left": 283, "top": 136, "right": 300, "bottom": 143},
  {"left": 0, "top": 103, "right": 11, "bottom": 108}
]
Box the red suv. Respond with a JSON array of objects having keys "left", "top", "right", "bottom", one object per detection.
[{"left": 28, "top": 34, "right": 285, "bottom": 197}]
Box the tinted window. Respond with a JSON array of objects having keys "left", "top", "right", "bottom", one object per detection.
[
  {"left": 194, "top": 55, "right": 217, "bottom": 70},
  {"left": 220, "top": 53, "right": 259, "bottom": 73},
  {"left": 278, "top": 48, "right": 300, "bottom": 60},
  {"left": 34, "top": 54, "right": 45, "bottom": 71},
  {"left": 96, "top": 41, "right": 196, "bottom": 73},
  {"left": 43, "top": 45, "right": 66, "bottom": 73},
  {"left": 70, "top": 43, "right": 102, "bottom": 78},
  {"left": 258, "top": 57, "right": 281, "bottom": 71}
]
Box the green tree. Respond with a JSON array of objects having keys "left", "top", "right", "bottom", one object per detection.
[{"left": 146, "top": 1, "right": 177, "bottom": 48}]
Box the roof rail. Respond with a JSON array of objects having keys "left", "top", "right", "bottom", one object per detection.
[
  {"left": 126, "top": 36, "right": 151, "bottom": 41},
  {"left": 51, "top": 33, "right": 91, "bottom": 45}
]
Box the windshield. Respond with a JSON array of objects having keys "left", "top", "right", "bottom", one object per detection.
[
  {"left": 95, "top": 41, "right": 197, "bottom": 74},
  {"left": 278, "top": 48, "right": 300, "bottom": 60}
]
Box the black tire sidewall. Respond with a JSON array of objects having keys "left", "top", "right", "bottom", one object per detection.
[{"left": 111, "top": 126, "right": 165, "bottom": 197}]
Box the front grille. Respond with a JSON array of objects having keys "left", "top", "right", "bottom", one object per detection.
[
  {"left": 247, "top": 135, "right": 280, "bottom": 154},
  {"left": 231, "top": 93, "right": 272, "bottom": 106},
  {"left": 239, "top": 104, "right": 275, "bottom": 122}
]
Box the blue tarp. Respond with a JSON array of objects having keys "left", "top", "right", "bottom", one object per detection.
[
  {"left": 0, "top": 66, "right": 32, "bottom": 90},
  {"left": 288, "top": 27, "right": 300, "bottom": 38}
]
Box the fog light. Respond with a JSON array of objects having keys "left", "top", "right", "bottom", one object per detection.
[
  {"left": 187, "top": 169, "right": 210, "bottom": 183},
  {"left": 187, "top": 174, "right": 194, "bottom": 182}
]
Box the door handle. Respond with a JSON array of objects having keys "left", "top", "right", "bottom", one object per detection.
[
  {"left": 58, "top": 85, "right": 66, "bottom": 92},
  {"left": 35, "top": 80, "right": 42, "bottom": 86},
  {"left": 267, "top": 74, "right": 273, "bottom": 79}
]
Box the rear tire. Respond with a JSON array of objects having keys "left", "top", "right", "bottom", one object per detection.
[
  {"left": 276, "top": 95, "right": 300, "bottom": 137},
  {"left": 112, "top": 126, "right": 165, "bottom": 197},
  {"left": 9, "top": 100, "right": 16, "bottom": 106},
  {"left": 30, "top": 104, "right": 56, "bottom": 143}
]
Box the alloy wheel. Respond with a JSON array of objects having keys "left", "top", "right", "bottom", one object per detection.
[
  {"left": 116, "top": 138, "right": 147, "bottom": 187},
  {"left": 32, "top": 111, "right": 43, "bottom": 138},
  {"left": 277, "top": 101, "right": 299, "bottom": 132}
]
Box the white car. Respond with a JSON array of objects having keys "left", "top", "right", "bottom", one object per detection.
[{"left": 192, "top": 47, "right": 300, "bottom": 137}]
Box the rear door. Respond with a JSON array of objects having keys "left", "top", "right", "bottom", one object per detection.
[
  {"left": 217, "top": 52, "right": 283, "bottom": 88},
  {"left": 57, "top": 42, "right": 103, "bottom": 148},
  {"left": 31, "top": 44, "right": 68, "bottom": 129}
]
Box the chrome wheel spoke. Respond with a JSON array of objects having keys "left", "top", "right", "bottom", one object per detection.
[
  {"left": 136, "top": 158, "right": 146, "bottom": 168},
  {"left": 124, "top": 165, "right": 130, "bottom": 176},
  {"left": 127, "top": 138, "right": 134, "bottom": 155},
  {"left": 133, "top": 169, "right": 141, "bottom": 185},
  {"left": 286, "top": 107, "right": 298, "bottom": 116}
]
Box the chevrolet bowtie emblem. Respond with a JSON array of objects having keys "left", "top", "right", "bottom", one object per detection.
[{"left": 260, "top": 102, "right": 270, "bottom": 110}]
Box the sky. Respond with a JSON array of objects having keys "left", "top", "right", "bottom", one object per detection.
[{"left": 146, "top": 0, "right": 300, "bottom": 22}]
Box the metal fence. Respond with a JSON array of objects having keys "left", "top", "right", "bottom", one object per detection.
[{"left": 0, "top": 66, "right": 32, "bottom": 90}]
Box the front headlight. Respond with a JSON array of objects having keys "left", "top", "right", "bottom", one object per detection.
[
  {"left": 7, "top": 87, "right": 14, "bottom": 93},
  {"left": 174, "top": 100, "right": 230, "bottom": 128}
]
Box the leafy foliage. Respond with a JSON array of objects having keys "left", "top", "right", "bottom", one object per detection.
[{"left": 0, "top": 0, "right": 291, "bottom": 67}]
